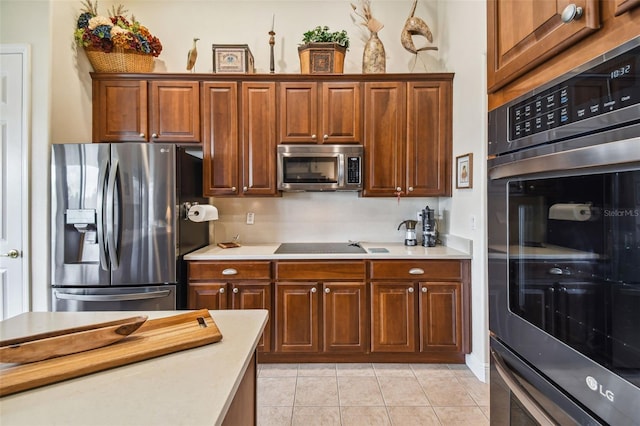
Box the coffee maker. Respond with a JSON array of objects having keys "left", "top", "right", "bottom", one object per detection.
[
  {"left": 421, "top": 206, "right": 437, "bottom": 247},
  {"left": 397, "top": 220, "right": 418, "bottom": 246}
]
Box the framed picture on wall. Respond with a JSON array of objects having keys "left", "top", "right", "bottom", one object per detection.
[{"left": 456, "top": 153, "right": 473, "bottom": 189}]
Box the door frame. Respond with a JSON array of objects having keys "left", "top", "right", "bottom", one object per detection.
[{"left": 1, "top": 44, "right": 31, "bottom": 314}]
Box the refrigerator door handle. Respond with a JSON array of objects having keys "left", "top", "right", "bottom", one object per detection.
[
  {"left": 106, "top": 159, "right": 120, "bottom": 270},
  {"left": 491, "top": 348, "right": 557, "bottom": 425},
  {"left": 96, "top": 158, "right": 109, "bottom": 271},
  {"left": 53, "top": 289, "right": 172, "bottom": 302}
]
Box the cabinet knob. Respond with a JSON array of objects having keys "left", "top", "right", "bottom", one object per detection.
[
  {"left": 311, "top": 287, "right": 317, "bottom": 293},
  {"left": 233, "top": 287, "right": 239, "bottom": 294},
  {"left": 231, "top": 186, "right": 237, "bottom": 192},
  {"left": 323, "top": 134, "right": 329, "bottom": 140},
  {"left": 421, "top": 287, "right": 428, "bottom": 293},
  {"left": 219, "top": 288, "right": 225, "bottom": 293},
  {"left": 324, "top": 287, "right": 331, "bottom": 294},
  {"left": 222, "top": 268, "right": 238, "bottom": 275},
  {"left": 396, "top": 187, "right": 402, "bottom": 192},
  {"left": 408, "top": 287, "right": 414, "bottom": 293},
  {"left": 409, "top": 268, "right": 425, "bottom": 275},
  {"left": 561, "top": 4, "right": 583, "bottom": 22},
  {"left": 243, "top": 186, "right": 248, "bottom": 192},
  {"left": 139, "top": 133, "right": 145, "bottom": 138},
  {"left": 408, "top": 187, "right": 414, "bottom": 192},
  {"left": 311, "top": 134, "right": 317, "bottom": 140},
  {"left": 151, "top": 133, "right": 158, "bottom": 139}
]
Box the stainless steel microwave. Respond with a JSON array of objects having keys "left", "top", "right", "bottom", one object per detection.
[{"left": 277, "top": 144, "right": 363, "bottom": 192}]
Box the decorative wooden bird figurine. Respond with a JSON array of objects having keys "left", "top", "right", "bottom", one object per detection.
[
  {"left": 401, "top": 0, "right": 437, "bottom": 54},
  {"left": 186, "top": 38, "right": 199, "bottom": 72}
]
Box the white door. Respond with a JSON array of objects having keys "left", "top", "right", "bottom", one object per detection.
[{"left": 0, "top": 45, "right": 30, "bottom": 319}]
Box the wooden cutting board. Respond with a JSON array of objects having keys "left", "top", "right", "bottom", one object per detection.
[{"left": 0, "top": 309, "right": 222, "bottom": 397}]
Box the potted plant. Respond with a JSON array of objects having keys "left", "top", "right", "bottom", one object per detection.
[{"left": 298, "top": 26, "right": 349, "bottom": 74}]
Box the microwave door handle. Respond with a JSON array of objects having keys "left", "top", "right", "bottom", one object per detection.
[
  {"left": 106, "top": 159, "right": 119, "bottom": 270},
  {"left": 491, "top": 349, "right": 558, "bottom": 425},
  {"left": 338, "top": 154, "right": 345, "bottom": 186},
  {"left": 96, "top": 158, "right": 109, "bottom": 271}
]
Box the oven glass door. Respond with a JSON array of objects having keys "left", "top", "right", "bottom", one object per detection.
[{"left": 507, "top": 170, "right": 640, "bottom": 388}]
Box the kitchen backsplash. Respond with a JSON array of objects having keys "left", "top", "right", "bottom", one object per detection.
[{"left": 209, "top": 192, "right": 441, "bottom": 244}]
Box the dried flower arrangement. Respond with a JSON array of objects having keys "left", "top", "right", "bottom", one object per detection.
[
  {"left": 74, "top": 0, "right": 162, "bottom": 57},
  {"left": 350, "top": 0, "right": 384, "bottom": 34}
]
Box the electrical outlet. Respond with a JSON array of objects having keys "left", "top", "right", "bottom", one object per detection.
[
  {"left": 246, "top": 212, "right": 255, "bottom": 225},
  {"left": 470, "top": 215, "right": 477, "bottom": 230},
  {"left": 417, "top": 210, "right": 423, "bottom": 221}
]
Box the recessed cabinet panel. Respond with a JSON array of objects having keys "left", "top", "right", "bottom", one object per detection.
[
  {"left": 149, "top": 81, "right": 200, "bottom": 143},
  {"left": 371, "top": 283, "right": 416, "bottom": 352},
  {"left": 202, "top": 82, "right": 239, "bottom": 195},
  {"left": 322, "top": 83, "right": 361, "bottom": 143},
  {"left": 279, "top": 82, "right": 318, "bottom": 143},
  {"left": 419, "top": 282, "right": 463, "bottom": 352},
  {"left": 232, "top": 283, "right": 272, "bottom": 352},
  {"left": 363, "top": 82, "right": 405, "bottom": 196},
  {"left": 323, "top": 282, "right": 367, "bottom": 352},
  {"left": 187, "top": 283, "right": 228, "bottom": 310},
  {"left": 93, "top": 80, "right": 147, "bottom": 142},
  {"left": 275, "top": 283, "right": 319, "bottom": 352},
  {"left": 241, "top": 82, "right": 277, "bottom": 195}
]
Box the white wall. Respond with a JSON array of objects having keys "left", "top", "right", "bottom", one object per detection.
[{"left": 3, "top": 0, "right": 488, "bottom": 382}]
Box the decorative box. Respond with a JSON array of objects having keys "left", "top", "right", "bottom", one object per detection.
[{"left": 212, "top": 44, "right": 255, "bottom": 73}]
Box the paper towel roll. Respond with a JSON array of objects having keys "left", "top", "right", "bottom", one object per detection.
[
  {"left": 548, "top": 203, "right": 592, "bottom": 221},
  {"left": 187, "top": 204, "right": 219, "bottom": 222}
]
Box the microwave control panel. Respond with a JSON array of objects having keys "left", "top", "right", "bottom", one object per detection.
[{"left": 346, "top": 156, "right": 362, "bottom": 184}]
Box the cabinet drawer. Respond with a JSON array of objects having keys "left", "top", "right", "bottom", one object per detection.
[
  {"left": 370, "top": 260, "right": 462, "bottom": 280},
  {"left": 189, "top": 261, "right": 271, "bottom": 280},
  {"left": 276, "top": 261, "right": 365, "bottom": 280}
]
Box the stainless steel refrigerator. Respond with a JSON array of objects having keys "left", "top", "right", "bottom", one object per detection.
[{"left": 51, "top": 143, "right": 208, "bottom": 311}]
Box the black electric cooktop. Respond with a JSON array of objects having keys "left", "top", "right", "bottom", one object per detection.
[{"left": 274, "top": 242, "right": 366, "bottom": 254}]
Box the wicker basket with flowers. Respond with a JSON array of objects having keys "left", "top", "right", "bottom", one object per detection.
[{"left": 74, "top": 1, "right": 162, "bottom": 72}]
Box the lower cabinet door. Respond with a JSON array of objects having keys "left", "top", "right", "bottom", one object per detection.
[
  {"left": 371, "top": 282, "right": 416, "bottom": 352},
  {"left": 231, "top": 283, "right": 272, "bottom": 353},
  {"left": 275, "top": 282, "right": 319, "bottom": 352},
  {"left": 419, "top": 282, "right": 462, "bottom": 353},
  {"left": 323, "top": 282, "right": 367, "bottom": 353},
  {"left": 187, "top": 283, "right": 228, "bottom": 310}
]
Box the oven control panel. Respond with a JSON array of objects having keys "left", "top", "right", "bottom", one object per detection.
[
  {"left": 488, "top": 37, "right": 640, "bottom": 156},
  {"left": 509, "top": 46, "right": 639, "bottom": 141}
]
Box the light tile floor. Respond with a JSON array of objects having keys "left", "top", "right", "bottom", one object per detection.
[{"left": 257, "top": 363, "right": 489, "bottom": 426}]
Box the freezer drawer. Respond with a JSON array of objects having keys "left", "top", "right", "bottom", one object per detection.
[{"left": 52, "top": 285, "right": 176, "bottom": 311}]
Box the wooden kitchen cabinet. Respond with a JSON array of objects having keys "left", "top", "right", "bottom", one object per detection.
[
  {"left": 148, "top": 81, "right": 200, "bottom": 143},
  {"left": 278, "top": 81, "right": 361, "bottom": 144},
  {"left": 92, "top": 78, "right": 200, "bottom": 143},
  {"left": 92, "top": 79, "right": 147, "bottom": 142},
  {"left": 363, "top": 78, "right": 452, "bottom": 197},
  {"left": 188, "top": 261, "right": 272, "bottom": 352},
  {"left": 274, "top": 261, "right": 367, "bottom": 354},
  {"left": 202, "top": 82, "right": 277, "bottom": 197},
  {"left": 487, "top": 0, "right": 601, "bottom": 93},
  {"left": 418, "top": 282, "right": 464, "bottom": 353},
  {"left": 369, "top": 260, "right": 470, "bottom": 360},
  {"left": 614, "top": 0, "right": 640, "bottom": 15},
  {"left": 371, "top": 283, "right": 416, "bottom": 352}
]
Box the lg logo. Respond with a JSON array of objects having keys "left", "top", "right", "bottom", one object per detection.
[{"left": 586, "top": 376, "right": 615, "bottom": 402}]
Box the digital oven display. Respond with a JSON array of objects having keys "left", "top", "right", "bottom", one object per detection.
[{"left": 508, "top": 46, "right": 640, "bottom": 141}]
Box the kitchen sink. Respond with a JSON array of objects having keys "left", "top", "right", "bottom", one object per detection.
[{"left": 274, "top": 242, "right": 367, "bottom": 254}]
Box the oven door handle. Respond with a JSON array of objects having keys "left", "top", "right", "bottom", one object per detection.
[
  {"left": 489, "top": 137, "right": 640, "bottom": 180},
  {"left": 491, "top": 348, "right": 558, "bottom": 425}
]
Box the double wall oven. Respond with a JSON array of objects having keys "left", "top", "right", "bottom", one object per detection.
[{"left": 488, "top": 37, "right": 640, "bottom": 425}]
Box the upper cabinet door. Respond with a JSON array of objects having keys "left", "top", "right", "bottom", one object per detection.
[
  {"left": 278, "top": 82, "right": 318, "bottom": 143},
  {"left": 202, "top": 82, "right": 239, "bottom": 196},
  {"left": 93, "top": 79, "right": 148, "bottom": 142},
  {"left": 321, "top": 82, "right": 361, "bottom": 144},
  {"left": 148, "top": 81, "right": 201, "bottom": 143},
  {"left": 487, "top": 0, "right": 600, "bottom": 93}
]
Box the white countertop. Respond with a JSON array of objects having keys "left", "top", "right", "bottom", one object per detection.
[
  {"left": 0, "top": 309, "right": 268, "bottom": 426},
  {"left": 184, "top": 242, "right": 471, "bottom": 261}
]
